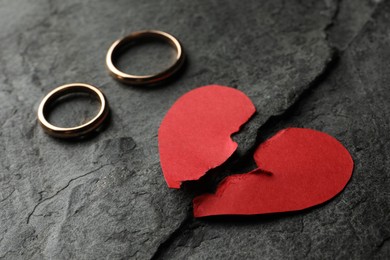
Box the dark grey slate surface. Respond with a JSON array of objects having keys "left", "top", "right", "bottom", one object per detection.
[
  {"left": 0, "top": 0, "right": 387, "bottom": 259},
  {"left": 327, "top": 0, "right": 380, "bottom": 50}
]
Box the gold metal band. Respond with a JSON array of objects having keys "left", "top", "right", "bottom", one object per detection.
[
  {"left": 37, "top": 83, "right": 109, "bottom": 138},
  {"left": 106, "top": 30, "right": 185, "bottom": 85}
]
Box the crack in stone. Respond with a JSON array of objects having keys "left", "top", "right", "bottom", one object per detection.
[
  {"left": 326, "top": 0, "right": 382, "bottom": 50},
  {"left": 0, "top": 189, "right": 15, "bottom": 203},
  {"left": 325, "top": 0, "right": 343, "bottom": 42},
  {"left": 376, "top": 236, "right": 390, "bottom": 250},
  {"left": 150, "top": 206, "right": 193, "bottom": 260},
  {"left": 341, "top": 12, "right": 376, "bottom": 52},
  {"left": 26, "top": 163, "right": 111, "bottom": 224}
]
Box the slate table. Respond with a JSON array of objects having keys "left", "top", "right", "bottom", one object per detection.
[{"left": 0, "top": 0, "right": 389, "bottom": 259}]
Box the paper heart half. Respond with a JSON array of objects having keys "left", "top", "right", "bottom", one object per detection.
[
  {"left": 193, "top": 128, "right": 354, "bottom": 217},
  {"left": 158, "top": 85, "right": 256, "bottom": 188}
]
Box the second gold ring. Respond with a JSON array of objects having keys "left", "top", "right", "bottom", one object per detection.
[{"left": 106, "top": 30, "right": 185, "bottom": 86}]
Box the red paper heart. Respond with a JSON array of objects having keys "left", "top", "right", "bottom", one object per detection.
[
  {"left": 193, "top": 128, "right": 354, "bottom": 217},
  {"left": 158, "top": 85, "right": 256, "bottom": 188}
]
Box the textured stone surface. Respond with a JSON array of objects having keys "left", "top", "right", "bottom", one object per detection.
[
  {"left": 0, "top": 0, "right": 387, "bottom": 259},
  {"left": 327, "top": 0, "right": 381, "bottom": 50}
]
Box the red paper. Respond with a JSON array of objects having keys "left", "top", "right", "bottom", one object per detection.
[
  {"left": 158, "top": 85, "right": 256, "bottom": 188},
  {"left": 193, "top": 128, "right": 354, "bottom": 217}
]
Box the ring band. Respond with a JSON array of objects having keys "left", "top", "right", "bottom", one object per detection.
[
  {"left": 37, "top": 83, "right": 109, "bottom": 138},
  {"left": 106, "top": 30, "right": 185, "bottom": 85}
]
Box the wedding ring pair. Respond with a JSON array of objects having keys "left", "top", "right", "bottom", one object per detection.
[{"left": 37, "top": 30, "right": 185, "bottom": 138}]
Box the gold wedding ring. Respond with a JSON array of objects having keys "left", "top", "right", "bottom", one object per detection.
[
  {"left": 37, "top": 83, "right": 109, "bottom": 138},
  {"left": 106, "top": 30, "right": 185, "bottom": 85}
]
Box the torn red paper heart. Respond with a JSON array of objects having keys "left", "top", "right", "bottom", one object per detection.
[
  {"left": 158, "top": 85, "right": 256, "bottom": 188},
  {"left": 193, "top": 128, "right": 354, "bottom": 217}
]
